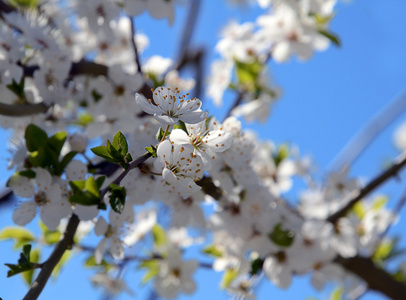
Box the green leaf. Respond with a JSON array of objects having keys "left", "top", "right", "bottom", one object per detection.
[
  {"left": 155, "top": 127, "right": 166, "bottom": 141},
  {"left": 39, "top": 222, "right": 61, "bottom": 245},
  {"left": 6, "top": 78, "right": 26, "bottom": 100},
  {"left": 173, "top": 120, "right": 188, "bottom": 133},
  {"left": 372, "top": 196, "right": 388, "bottom": 212},
  {"left": 7, "top": 0, "right": 38, "bottom": 9},
  {"left": 69, "top": 176, "right": 105, "bottom": 206},
  {"left": 330, "top": 287, "right": 343, "bottom": 300},
  {"left": 25, "top": 124, "right": 48, "bottom": 152},
  {"left": 203, "top": 245, "right": 223, "bottom": 258},
  {"left": 109, "top": 184, "right": 126, "bottom": 214},
  {"left": 77, "top": 112, "right": 94, "bottom": 126},
  {"left": 273, "top": 144, "right": 289, "bottom": 167},
  {"left": 145, "top": 145, "right": 157, "bottom": 158},
  {"left": 52, "top": 251, "right": 71, "bottom": 279},
  {"left": 0, "top": 227, "right": 35, "bottom": 249},
  {"left": 372, "top": 239, "right": 393, "bottom": 266},
  {"left": 59, "top": 151, "right": 78, "bottom": 172},
  {"left": 84, "top": 255, "right": 111, "bottom": 271},
  {"left": 69, "top": 180, "right": 86, "bottom": 193},
  {"left": 220, "top": 268, "right": 239, "bottom": 289},
  {"left": 91, "top": 89, "right": 102, "bottom": 102},
  {"left": 84, "top": 176, "right": 100, "bottom": 198},
  {"left": 16, "top": 170, "right": 36, "bottom": 179},
  {"left": 393, "top": 269, "right": 406, "bottom": 283},
  {"left": 318, "top": 30, "right": 341, "bottom": 47},
  {"left": 249, "top": 257, "right": 264, "bottom": 276},
  {"left": 113, "top": 131, "right": 128, "bottom": 154},
  {"left": 91, "top": 146, "right": 114, "bottom": 161},
  {"left": 152, "top": 224, "right": 167, "bottom": 247},
  {"left": 139, "top": 259, "right": 159, "bottom": 284},
  {"left": 47, "top": 131, "right": 67, "bottom": 156},
  {"left": 21, "top": 247, "right": 40, "bottom": 286},
  {"left": 352, "top": 201, "right": 366, "bottom": 219},
  {"left": 235, "top": 59, "right": 262, "bottom": 91},
  {"left": 95, "top": 176, "right": 106, "bottom": 188},
  {"left": 5, "top": 244, "right": 34, "bottom": 277},
  {"left": 269, "top": 223, "right": 295, "bottom": 247}
]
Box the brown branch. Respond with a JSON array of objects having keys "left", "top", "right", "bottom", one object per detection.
[
  {"left": 335, "top": 255, "right": 406, "bottom": 300},
  {"left": 327, "top": 152, "right": 406, "bottom": 224},
  {"left": 129, "top": 17, "right": 143, "bottom": 75},
  {"left": 196, "top": 176, "right": 223, "bottom": 200},
  {"left": 99, "top": 152, "right": 152, "bottom": 199},
  {"left": 0, "top": 102, "right": 49, "bottom": 116},
  {"left": 224, "top": 90, "right": 246, "bottom": 122},
  {"left": 175, "top": 0, "right": 201, "bottom": 67},
  {"left": 23, "top": 214, "right": 80, "bottom": 300},
  {"left": 0, "top": 0, "right": 14, "bottom": 14}
]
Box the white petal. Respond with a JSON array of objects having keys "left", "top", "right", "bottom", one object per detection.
[
  {"left": 110, "top": 236, "right": 124, "bottom": 260},
  {"left": 170, "top": 129, "right": 190, "bottom": 145},
  {"left": 95, "top": 238, "right": 108, "bottom": 264},
  {"left": 12, "top": 201, "right": 37, "bottom": 226},
  {"left": 135, "top": 93, "right": 160, "bottom": 115},
  {"left": 95, "top": 216, "right": 108, "bottom": 236},
  {"left": 74, "top": 204, "right": 99, "bottom": 221}
]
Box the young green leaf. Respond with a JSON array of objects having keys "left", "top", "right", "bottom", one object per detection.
[
  {"left": 21, "top": 247, "right": 40, "bottom": 286},
  {"left": 0, "top": 227, "right": 36, "bottom": 250},
  {"left": 91, "top": 146, "right": 114, "bottom": 161},
  {"left": 318, "top": 30, "right": 341, "bottom": 47},
  {"left": 25, "top": 124, "right": 48, "bottom": 152},
  {"left": 145, "top": 145, "right": 157, "bottom": 157},
  {"left": 269, "top": 223, "right": 295, "bottom": 247},
  {"left": 113, "top": 131, "right": 128, "bottom": 154},
  {"left": 152, "top": 224, "right": 167, "bottom": 247},
  {"left": 109, "top": 184, "right": 126, "bottom": 214},
  {"left": 220, "top": 268, "right": 239, "bottom": 289},
  {"left": 47, "top": 131, "right": 67, "bottom": 156},
  {"left": 139, "top": 260, "right": 159, "bottom": 284},
  {"left": 202, "top": 245, "right": 223, "bottom": 258},
  {"left": 5, "top": 244, "right": 35, "bottom": 277}
]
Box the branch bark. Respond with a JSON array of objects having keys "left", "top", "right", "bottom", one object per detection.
[
  {"left": 23, "top": 214, "right": 80, "bottom": 300},
  {"left": 335, "top": 255, "right": 406, "bottom": 300},
  {"left": 327, "top": 152, "right": 406, "bottom": 223}
]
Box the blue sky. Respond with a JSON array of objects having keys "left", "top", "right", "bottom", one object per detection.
[{"left": 1, "top": 0, "right": 406, "bottom": 299}]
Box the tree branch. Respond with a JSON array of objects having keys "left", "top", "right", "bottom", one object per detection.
[
  {"left": 0, "top": 102, "right": 49, "bottom": 116},
  {"left": 328, "top": 90, "right": 406, "bottom": 171},
  {"left": 335, "top": 255, "right": 406, "bottom": 300},
  {"left": 327, "top": 152, "right": 406, "bottom": 223},
  {"left": 129, "top": 17, "right": 143, "bottom": 75},
  {"left": 100, "top": 152, "right": 152, "bottom": 199},
  {"left": 175, "top": 0, "right": 201, "bottom": 68},
  {"left": 224, "top": 90, "right": 246, "bottom": 122},
  {"left": 23, "top": 214, "right": 80, "bottom": 300}
]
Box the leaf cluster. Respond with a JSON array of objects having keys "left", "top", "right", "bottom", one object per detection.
[
  {"left": 69, "top": 176, "right": 106, "bottom": 209},
  {"left": 91, "top": 131, "right": 132, "bottom": 170},
  {"left": 24, "top": 124, "right": 77, "bottom": 176}
]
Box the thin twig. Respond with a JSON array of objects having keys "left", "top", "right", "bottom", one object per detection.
[
  {"left": 372, "top": 186, "right": 406, "bottom": 251},
  {"left": 327, "top": 152, "right": 406, "bottom": 223},
  {"left": 100, "top": 152, "right": 152, "bottom": 199},
  {"left": 23, "top": 214, "right": 80, "bottom": 300},
  {"left": 0, "top": 102, "right": 49, "bottom": 116},
  {"left": 334, "top": 255, "right": 406, "bottom": 300},
  {"left": 328, "top": 90, "right": 406, "bottom": 171},
  {"left": 223, "top": 90, "right": 246, "bottom": 122},
  {"left": 175, "top": 0, "right": 201, "bottom": 68},
  {"left": 129, "top": 17, "right": 143, "bottom": 75}
]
